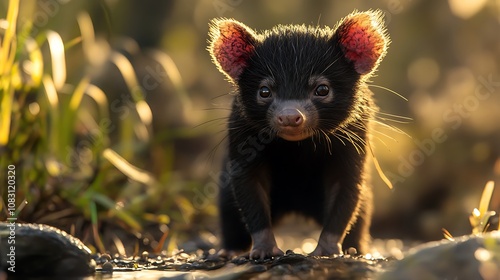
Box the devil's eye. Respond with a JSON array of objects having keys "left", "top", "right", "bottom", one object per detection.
[
  {"left": 315, "top": 84, "right": 330, "bottom": 96},
  {"left": 259, "top": 86, "right": 272, "bottom": 98}
]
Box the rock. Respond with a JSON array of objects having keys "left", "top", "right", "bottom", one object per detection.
[
  {"left": 378, "top": 231, "right": 500, "bottom": 280},
  {"left": 0, "top": 222, "right": 95, "bottom": 277}
]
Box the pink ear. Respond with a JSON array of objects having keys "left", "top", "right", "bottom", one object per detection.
[
  {"left": 336, "top": 11, "right": 389, "bottom": 75},
  {"left": 209, "top": 19, "right": 258, "bottom": 82}
]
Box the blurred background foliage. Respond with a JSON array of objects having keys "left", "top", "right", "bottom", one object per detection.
[{"left": 0, "top": 0, "right": 499, "bottom": 254}]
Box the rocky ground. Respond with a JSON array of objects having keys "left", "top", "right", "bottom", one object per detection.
[
  {"left": 93, "top": 250, "right": 391, "bottom": 280},
  {"left": 1, "top": 223, "right": 499, "bottom": 280}
]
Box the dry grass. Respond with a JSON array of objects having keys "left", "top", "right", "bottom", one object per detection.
[{"left": 0, "top": 0, "right": 204, "bottom": 254}]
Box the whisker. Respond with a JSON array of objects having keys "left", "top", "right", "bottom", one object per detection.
[
  {"left": 331, "top": 132, "right": 346, "bottom": 147},
  {"left": 375, "top": 111, "right": 412, "bottom": 121},
  {"left": 320, "top": 129, "right": 333, "bottom": 155},
  {"left": 372, "top": 120, "right": 411, "bottom": 138},
  {"left": 192, "top": 117, "right": 229, "bottom": 129},
  {"left": 368, "top": 84, "right": 408, "bottom": 101},
  {"left": 210, "top": 92, "right": 234, "bottom": 101},
  {"left": 369, "top": 132, "right": 390, "bottom": 150},
  {"left": 319, "top": 57, "right": 340, "bottom": 75},
  {"left": 371, "top": 128, "right": 396, "bottom": 142},
  {"left": 345, "top": 128, "right": 367, "bottom": 153},
  {"left": 376, "top": 116, "right": 412, "bottom": 124},
  {"left": 206, "top": 133, "right": 228, "bottom": 167},
  {"left": 202, "top": 107, "right": 232, "bottom": 111},
  {"left": 336, "top": 128, "right": 363, "bottom": 154}
]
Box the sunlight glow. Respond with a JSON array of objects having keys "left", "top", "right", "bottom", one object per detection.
[
  {"left": 407, "top": 57, "right": 440, "bottom": 89},
  {"left": 474, "top": 248, "right": 491, "bottom": 262},
  {"left": 301, "top": 238, "right": 317, "bottom": 254},
  {"left": 275, "top": 236, "right": 283, "bottom": 248},
  {"left": 45, "top": 158, "right": 62, "bottom": 176},
  {"left": 448, "top": 0, "right": 488, "bottom": 19},
  {"left": 479, "top": 261, "right": 500, "bottom": 280},
  {"left": 0, "top": 19, "right": 8, "bottom": 29},
  {"left": 472, "top": 208, "right": 481, "bottom": 218},
  {"left": 28, "top": 102, "right": 40, "bottom": 116}
]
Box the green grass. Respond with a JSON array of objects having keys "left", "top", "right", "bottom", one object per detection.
[
  {"left": 469, "top": 181, "right": 497, "bottom": 234},
  {"left": 443, "top": 180, "right": 497, "bottom": 240},
  {"left": 0, "top": 0, "right": 205, "bottom": 254}
]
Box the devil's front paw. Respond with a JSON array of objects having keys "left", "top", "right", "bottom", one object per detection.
[
  {"left": 310, "top": 242, "right": 342, "bottom": 256},
  {"left": 249, "top": 244, "right": 284, "bottom": 260},
  {"left": 249, "top": 229, "right": 284, "bottom": 260}
]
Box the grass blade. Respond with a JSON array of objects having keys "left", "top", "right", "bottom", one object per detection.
[
  {"left": 76, "top": 12, "right": 97, "bottom": 63},
  {"left": 103, "top": 148, "right": 155, "bottom": 185},
  {"left": 42, "top": 75, "right": 60, "bottom": 156},
  {"left": 0, "top": 0, "right": 19, "bottom": 76},
  {"left": 57, "top": 76, "right": 90, "bottom": 161},
  {"left": 110, "top": 52, "right": 151, "bottom": 144},
  {"left": 135, "top": 100, "right": 152, "bottom": 141},
  {"left": 68, "top": 76, "right": 90, "bottom": 111},
  {"left": 25, "top": 37, "right": 44, "bottom": 89},
  {"left": 110, "top": 52, "right": 144, "bottom": 102},
  {"left": 91, "top": 191, "right": 142, "bottom": 230},
  {"left": 0, "top": 0, "right": 19, "bottom": 146},
  {"left": 46, "top": 30, "right": 66, "bottom": 90},
  {"left": 479, "top": 181, "right": 495, "bottom": 216},
  {"left": 90, "top": 201, "right": 106, "bottom": 254},
  {"left": 470, "top": 181, "right": 496, "bottom": 234},
  {"left": 0, "top": 84, "right": 14, "bottom": 146},
  {"left": 442, "top": 228, "right": 455, "bottom": 241},
  {"left": 86, "top": 84, "right": 109, "bottom": 120},
  {"left": 147, "top": 50, "right": 193, "bottom": 120}
]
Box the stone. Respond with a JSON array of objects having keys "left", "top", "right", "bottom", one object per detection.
[
  {"left": 378, "top": 231, "right": 500, "bottom": 280},
  {"left": 0, "top": 223, "right": 95, "bottom": 277}
]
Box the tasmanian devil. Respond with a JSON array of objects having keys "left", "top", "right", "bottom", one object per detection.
[{"left": 208, "top": 10, "right": 389, "bottom": 259}]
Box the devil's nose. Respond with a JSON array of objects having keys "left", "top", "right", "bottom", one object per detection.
[{"left": 277, "top": 108, "right": 305, "bottom": 127}]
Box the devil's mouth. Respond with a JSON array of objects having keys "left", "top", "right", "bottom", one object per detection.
[{"left": 277, "top": 127, "right": 312, "bottom": 141}]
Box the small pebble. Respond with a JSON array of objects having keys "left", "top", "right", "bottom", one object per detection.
[
  {"left": 347, "top": 247, "right": 357, "bottom": 256},
  {"left": 141, "top": 251, "right": 149, "bottom": 261},
  {"left": 232, "top": 256, "right": 249, "bottom": 265},
  {"left": 101, "top": 261, "right": 114, "bottom": 274},
  {"left": 285, "top": 249, "right": 294, "bottom": 255},
  {"left": 179, "top": 252, "right": 190, "bottom": 259},
  {"left": 208, "top": 248, "right": 217, "bottom": 255},
  {"left": 154, "top": 259, "right": 165, "bottom": 265}
]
